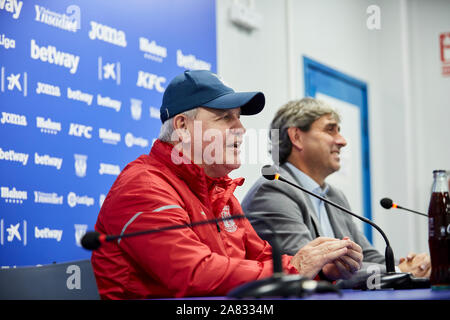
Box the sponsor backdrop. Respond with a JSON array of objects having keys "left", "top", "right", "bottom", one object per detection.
[{"left": 0, "top": 0, "right": 216, "bottom": 266}]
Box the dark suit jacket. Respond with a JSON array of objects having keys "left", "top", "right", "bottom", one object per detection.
[{"left": 241, "top": 163, "right": 385, "bottom": 265}]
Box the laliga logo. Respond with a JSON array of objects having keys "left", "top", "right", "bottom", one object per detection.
[{"left": 74, "top": 154, "right": 87, "bottom": 178}]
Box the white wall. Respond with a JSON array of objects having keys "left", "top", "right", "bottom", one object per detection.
[{"left": 216, "top": 0, "right": 450, "bottom": 258}]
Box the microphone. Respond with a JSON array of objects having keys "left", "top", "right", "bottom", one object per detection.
[
  {"left": 261, "top": 165, "right": 430, "bottom": 290},
  {"left": 380, "top": 197, "right": 428, "bottom": 217},
  {"left": 81, "top": 211, "right": 339, "bottom": 298},
  {"left": 81, "top": 215, "right": 247, "bottom": 251}
]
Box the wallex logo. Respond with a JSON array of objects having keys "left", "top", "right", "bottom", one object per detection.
[{"left": 0, "top": 66, "right": 27, "bottom": 97}]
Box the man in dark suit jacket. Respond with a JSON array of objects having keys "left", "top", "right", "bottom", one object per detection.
[{"left": 242, "top": 98, "right": 431, "bottom": 281}]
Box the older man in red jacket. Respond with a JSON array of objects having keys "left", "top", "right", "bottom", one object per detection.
[{"left": 91, "top": 70, "right": 363, "bottom": 299}]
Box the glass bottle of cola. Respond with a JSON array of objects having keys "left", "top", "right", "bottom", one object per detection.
[{"left": 428, "top": 170, "right": 450, "bottom": 289}]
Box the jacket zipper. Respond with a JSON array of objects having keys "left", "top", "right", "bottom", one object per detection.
[{"left": 216, "top": 221, "right": 221, "bottom": 233}]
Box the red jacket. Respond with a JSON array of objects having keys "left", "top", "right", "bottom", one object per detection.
[{"left": 91, "top": 140, "right": 299, "bottom": 299}]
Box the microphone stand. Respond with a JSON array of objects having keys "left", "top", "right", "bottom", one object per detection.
[
  {"left": 227, "top": 218, "right": 340, "bottom": 298},
  {"left": 263, "top": 166, "right": 430, "bottom": 290}
]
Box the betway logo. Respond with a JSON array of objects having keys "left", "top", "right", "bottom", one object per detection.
[
  {"left": 36, "top": 116, "right": 61, "bottom": 135},
  {"left": 88, "top": 21, "right": 127, "bottom": 47},
  {"left": 34, "top": 191, "right": 63, "bottom": 205},
  {"left": 69, "top": 123, "right": 92, "bottom": 139},
  {"left": 34, "top": 152, "right": 63, "bottom": 170},
  {"left": 136, "top": 71, "right": 165, "bottom": 92},
  {"left": 0, "top": 148, "right": 28, "bottom": 166},
  {"left": 67, "top": 192, "right": 94, "bottom": 208},
  {"left": 1, "top": 112, "right": 27, "bottom": 126},
  {"left": 99, "top": 163, "right": 120, "bottom": 176},
  {"left": 99, "top": 128, "right": 121, "bottom": 145},
  {"left": 36, "top": 82, "right": 61, "bottom": 97},
  {"left": 97, "top": 94, "right": 121, "bottom": 112},
  {"left": 34, "top": 4, "right": 80, "bottom": 32},
  {"left": 176, "top": 49, "right": 211, "bottom": 71},
  {"left": 67, "top": 87, "right": 93, "bottom": 106},
  {"left": 35, "top": 226, "right": 63, "bottom": 242},
  {"left": 0, "top": 0, "right": 23, "bottom": 20},
  {"left": 125, "top": 132, "right": 149, "bottom": 148},
  {"left": 139, "top": 37, "right": 167, "bottom": 62},
  {"left": 30, "top": 39, "right": 80, "bottom": 74},
  {"left": 1, "top": 186, "right": 27, "bottom": 203}
]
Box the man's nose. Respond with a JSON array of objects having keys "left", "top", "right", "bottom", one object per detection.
[
  {"left": 234, "top": 118, "right": 246, "bottom": 135},
  {"left": 336, "top": 133, "right": 347, "bottom": 147}
]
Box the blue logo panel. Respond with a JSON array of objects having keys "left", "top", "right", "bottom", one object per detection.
[{"left": 0, "top": 0, "right": 216, "bottom": 266}]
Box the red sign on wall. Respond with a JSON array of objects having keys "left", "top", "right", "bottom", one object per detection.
[{"left": 440, "top": 32, "right": 450, "bottom": 76}]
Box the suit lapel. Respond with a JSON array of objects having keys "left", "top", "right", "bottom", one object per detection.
[{"left": 280, "top": 164, "right": 324, "bottom": 237}]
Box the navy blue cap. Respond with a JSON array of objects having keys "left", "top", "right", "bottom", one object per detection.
[{"left": 160, "top": 70, "right": 265, "bottom": 123}]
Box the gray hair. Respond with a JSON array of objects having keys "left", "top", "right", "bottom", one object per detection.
[
  {"left": 269, "top": 97, "right": 341, "bottom": 164},
  {"left": 158, "top": 108, "right": 199, "bottom": 142}
]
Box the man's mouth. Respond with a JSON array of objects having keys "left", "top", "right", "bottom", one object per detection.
[{"left": 227, "top": 141, "right": 242, "bottom": 149}]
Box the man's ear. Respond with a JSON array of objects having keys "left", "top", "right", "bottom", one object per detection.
[
  {"left": 172, "top": 114, "right": 191, "bottom": 143},
  {"left": 173, "top": 114, "right": 187, "bottom": 130},
  {"left": 287, "top": 127, "right": 303, "bottom": 151}
]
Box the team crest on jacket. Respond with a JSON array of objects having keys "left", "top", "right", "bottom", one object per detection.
[{"left": 221, "top": 205, "right": 237, "bottom": 233}]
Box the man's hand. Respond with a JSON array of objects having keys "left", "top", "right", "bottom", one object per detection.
[
  {"left": 398, "top": 252, "right": 431, "bottom": 278},
  {"left": 290, "top": 237, "right": 362, "bottom": 280},
  {"left": 321, "top": 237, "right": 363, "bottom": 281}
]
